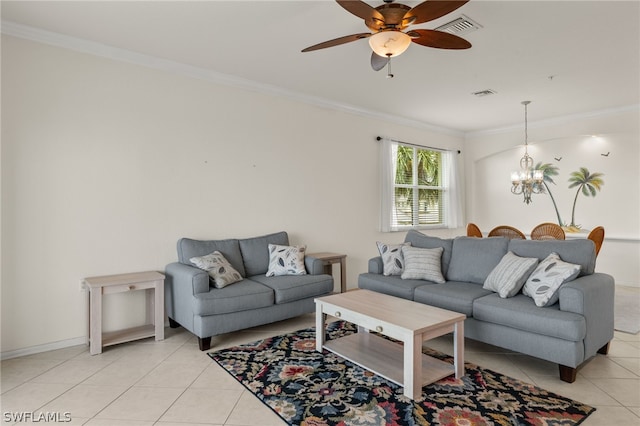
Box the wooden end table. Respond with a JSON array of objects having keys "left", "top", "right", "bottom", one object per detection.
[
  {"left": 307, "top": 252, "right": 347, "bottom": 293},
  {"left": 84, "top": 271, "right": 165, "bottom": 355}
]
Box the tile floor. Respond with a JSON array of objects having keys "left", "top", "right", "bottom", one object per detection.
[{"left": 1, "top": 313, "right": 639, "bottom": 425}]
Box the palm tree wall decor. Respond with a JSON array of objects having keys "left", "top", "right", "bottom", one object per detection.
[
  {"left": 535, "top": 162, "right": 564, "bottom": 226},
  {"left": 567, "top": 167, "right": 604, "bottom": 231}
]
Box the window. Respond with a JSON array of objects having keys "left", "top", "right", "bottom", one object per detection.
[{"left": 381, "top": 139, "right": 461, "bottom": 232}]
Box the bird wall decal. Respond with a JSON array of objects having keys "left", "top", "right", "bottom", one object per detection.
[
  {"left": 554, "top": 157, "right": 562, "bottom": 161},
  {"left": 601, "top": 152, "right": 610, "bottom": 157}
]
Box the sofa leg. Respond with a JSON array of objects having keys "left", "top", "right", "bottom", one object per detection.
[
  {"left": 559, "top": 365, "right": 577, "bottom": 383},
  {"left": 168, "top": 317, "right": 181, "bottom": 329},
  {"left": 198, "top": 337, "right": 212, "bottom": 351},
  {"left": 597, "top": 341, "right": 611, "bottom": 355}
]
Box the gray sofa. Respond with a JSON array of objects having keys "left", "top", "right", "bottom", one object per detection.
[
  {"left": 165, "top": 231, "right": 334, "bottom": 351},
  {"left": 358, "top": 230, "right": 615, "bottom": 383}
]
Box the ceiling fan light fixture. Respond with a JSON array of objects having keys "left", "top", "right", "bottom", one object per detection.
[{"left": 368, "top": 30, "right": 411, "bottom": 58}]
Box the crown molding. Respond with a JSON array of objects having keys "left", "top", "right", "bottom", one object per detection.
[
  {"left": 466, "top": 104, "right": 640, "bottom": 138},
  {"left": 1, "top": 20, "right": 463, "bottom": 137}
]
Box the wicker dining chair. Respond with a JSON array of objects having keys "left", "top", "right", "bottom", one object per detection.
[
  {"left": 488, "top": 225, "right": 526, "bottom": 240},
  {"left": 466, "top": 223, "right": 483, "bottom": 238},
  {"left": 587, "top": 226, "right": 605, "bottom": 257},
  {"left": 530, "top": 222, "right": 566, "bottom": 240}
]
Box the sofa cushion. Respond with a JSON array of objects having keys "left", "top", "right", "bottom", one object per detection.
[
  {"left": 192, "top": 279, "right": 273, "bottom": 316},
  {"left": 473, "top": 293, "right": 586, "bottom": 342},
  {"left": 376, "top": 241, "right": 410, "bottom": 276},
  {"left": 250, "top": 274, "right": 334, "bottom": 304},
  {"left": 266, "top": 244, "right": 307, "bottom": 276},
  {"left": 178, "top": 238, "right": 245, "bottom": 277},
  {"left": 404, "top": 230, "right": 453, "bottom": 279},
  {"left": 239, "top": 231, "right": 289, "bottom": 276},
  {"left": 523, "top": 252, "right": 581, "bottom": 307},
  {"left": 507, "top": 239, "right": 595, "bottom": 276},
  {"left": 189, "top": 251, "right": 243, "bottom": 288},
  {"left": 483, "top": 251, "right": 538, "bottom": 298},
  {"left": 400, "top": 246, "right": 445, "bottom": 283},
  {"left": 447, "top": 237, "right": 509, "bottom": 284},
  {"left": 358, "top": 273, "right": 432, "bottom": 300},
  {"left": 413, "top": 281, "right": 494, "bottom": 316}
]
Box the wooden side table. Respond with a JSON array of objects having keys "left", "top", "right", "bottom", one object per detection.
[
  {"left": 84, "top": 271, "right": 165, "bottom": 355},
  {"left": 307, "top": 252, "right": 347, "bottom": 293}
]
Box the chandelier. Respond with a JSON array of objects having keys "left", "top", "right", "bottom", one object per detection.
[{"left": 511, "top": 101, "right": 544, "bottom": 204}]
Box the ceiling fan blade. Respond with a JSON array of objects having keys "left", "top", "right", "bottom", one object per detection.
[
  {"left": 410, "top": 29, "right": 471, "bottom": 49},
  {"left": 336, "top": 0, "right": 384, "bottom": 22},
  {"left": 301, "top": 33, "right": 372, "bottom": 52},
  {"left": 371, "top": 52, "right": 389, "bottom": 71},
  {"left": 403, "top": 0, "right": 469, "bottom": 26}
]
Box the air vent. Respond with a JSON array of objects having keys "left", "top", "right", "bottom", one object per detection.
[
  {"left": 472, "top": 89, "right": 497, "bottom": 97},
  {"left": 435, "top": 15, "right": 482, "bottom": 35}
]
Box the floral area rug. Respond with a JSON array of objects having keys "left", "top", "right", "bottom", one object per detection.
[{"left": 209, "top": 321, "right": 595, "bottom": 425}]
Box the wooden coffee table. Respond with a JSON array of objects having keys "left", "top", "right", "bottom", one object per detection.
[{"left": 315, "top": 290, "right": 465, "bottom": 400}]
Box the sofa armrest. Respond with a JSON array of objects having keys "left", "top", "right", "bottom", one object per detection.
[
  {"left": 559, "top": 272, "right": 615, "bottom": 358},
  {"left": 368, "top": 256, "right": 383, "bottom": 274},
  {"left": 305, "top": 255, "right": 327, "bottom": 275},
  {"left": 165, "top": 262, "right": 210, "bottom": 295}
]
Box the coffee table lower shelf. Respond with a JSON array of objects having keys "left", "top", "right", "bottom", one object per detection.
[{"left": 323, "top": 332, "right": 454, "bottom": 388}]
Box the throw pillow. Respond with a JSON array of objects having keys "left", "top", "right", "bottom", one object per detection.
[
  {"left": 483, "top": 251, "right": 539, "bottom": 298},
  {"left": 266, "top": 244, "right": 307, "bottom": 277},
  {"left": 400, "top": 246, "right": 446, "bottom": 283},
  {"left": 376, "top": 241, "right": 411, "bottom": 276},
  {"left": 523, "top": 252, "right": 581, "bottom": 307},
  {"left": 190, "top": 251, "right": 243, "bottom": 289}
]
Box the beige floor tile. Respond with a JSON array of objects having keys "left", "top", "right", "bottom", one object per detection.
[
  {"left": 579, "top": 355, "right": 639, "bottom": 379},
  {"left": 162, "top": 344, "right": 217, "bottom": 366},
  {"left": 464, "top": 353, "right": 534, "bottom": 383},
  {"left": 609, "top": 340, "right": 640, "bottom": 358},
  {"left": 84, "top": 419, "right": 154, "bottom": 425},
  {"left": 30, "top": 359, "right": 111, "bottom": 385},
  {"left": 155, "top": 423, "right": 222, "bottom": 426},
  {"left": 529, "top": 375, "right": 620, "bottom": 407},
  {"left": 136, "top": 361, "right": 208, "bottom": 388},
  {"left": 614, "top": 331, "right": 640, "bottom": 342},
  {"left": 39, "top": 384, "right": 128, "bottom": 418},
  {"left": 0, "top": 382, "right": 75, "bottom": 413},
  {"left": 159, "top": 388, "right": 242, "bottom": 424},
  {"left": 583, "top": 405, "right": 640, "bottom": 426},
  {"left": 225, "top": 391, "right": 285, "bottom": 426},
  {"left": 0, "top": 358, "right": 66, "bottom": 384},
  {"left": 4, "top": 414, "right": 88, "bottom": 425},
  {"left": 81, "top": 357, "right": 157, "bottom": 387},
  {"left": 20, "top": 345, "right": 88, "bottom": 361},
  {"left": 189, "top": 363, "right": 246, "bottom": 391},
  {"left": 589, "top": 378, "right": 640, "bottom": 407},
  {"left": 505, "top": 353, "right": 558, "bottom": 377},
  {"left": 96, "top": 386, "right": 184, "bottom": 422}
]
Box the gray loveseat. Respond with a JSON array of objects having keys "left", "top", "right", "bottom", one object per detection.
[
  {"left": 358, "top": 230, "right": 614, "bottom": 383},
  {"left": 165, "top": 231, "right": 334, "bottom": 350}
]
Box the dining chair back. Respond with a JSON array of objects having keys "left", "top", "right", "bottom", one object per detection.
[
  {"left": 531, "top": 222, "right": 566, "bottom": 240},
  {"left": 488, "top": 225, "right": 526, "bottom": 240},
  {"left": 587, "top": 226, "right": 605, "bottom": 257},
  {"left": 467, "top": 223, "right": 483, "bottom": 238}
]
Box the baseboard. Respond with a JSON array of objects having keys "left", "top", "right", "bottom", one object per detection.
[{"left": 0, "top": 336, "right": 88, "bottom": 361}]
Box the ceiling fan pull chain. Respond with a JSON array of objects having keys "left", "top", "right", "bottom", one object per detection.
[{"left": 386, "top": 57, "right": 394, "bottom": 79}]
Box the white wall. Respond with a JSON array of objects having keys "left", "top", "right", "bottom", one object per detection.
[
  {"left": 464, "top": 107, "right": 640, "bottom": 286},
  {"left": 1, "top": 36, "right": 464, "bottom": 355}
]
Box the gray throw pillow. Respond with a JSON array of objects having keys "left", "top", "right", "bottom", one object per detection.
[
  {"left": 376, "top": 242, "right": 411, "bottom": 276},
  {"left": 190, "top": 251, "right": 243, "bottom": 288},
  {"left": 483, "top": 251, "right": 539, "bottom": 298},
  {"left": 523, "top": 252, "right": 581, "bottom": 307},
  {"left": 400, "top": 246, "right": 446, "bottom": 283},
  {"left": 266, "top": 244, "right": 307, "bottom": 276}
]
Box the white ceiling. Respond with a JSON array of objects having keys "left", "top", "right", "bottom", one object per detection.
[{"left": 2, "top": 0, "right": 639, "bottom": 133}]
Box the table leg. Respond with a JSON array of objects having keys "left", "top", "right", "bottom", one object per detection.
[
  {"left": 89, "top": 289, "right": 102, "bottom": 355},
  {"left": 339, "top": 258, "right": 347, "bottom": 293},
  {"left": 454, "top": 320, "right": 465, "bottom": 378},
  {"left": 404, "top": 333, "right": 422, "bottom": 399},
  {"left": 155, "top": 281, "right": 164, "bottom": 341},
  {"left": 315, "top": 307, "right": 326, "bottom": 352}
]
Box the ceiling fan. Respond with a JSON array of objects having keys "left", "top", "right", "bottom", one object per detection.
[{"left": 302, "top": 0, "right": 472, "bottom": 77}]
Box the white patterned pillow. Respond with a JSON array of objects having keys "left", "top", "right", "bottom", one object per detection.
[
  {"left": 483, "top": 251, "right": 539, "bottom": 298},
  {"left": 266, "top": 244, "right": 307, "bottom": 277},
  {"left": 400, "top": 246, "right": 445, "bottom": 283},
  {"left": 523, "top": 252, "right": 581, "bottom": 307},
  {"left": 190, "top": 251, "right": 243, "bottom": 288},
  {"left": 377, "top": 241, "right": 411, "bottom": 276}
]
